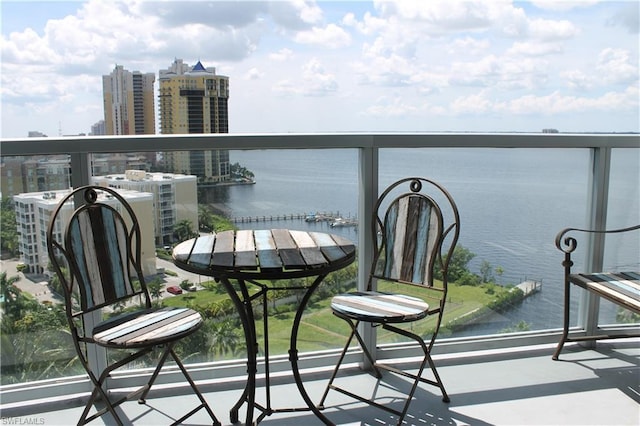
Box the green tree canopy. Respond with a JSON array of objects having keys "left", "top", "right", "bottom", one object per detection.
[{"left": 1, "top": 198, "right": 19, "bottom": 256}]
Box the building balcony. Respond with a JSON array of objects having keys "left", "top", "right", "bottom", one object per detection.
[{"left": 0, "top": 133, "right": 638, "bottom": 425}]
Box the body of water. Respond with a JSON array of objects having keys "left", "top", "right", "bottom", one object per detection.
[{"left": 201, "top": 148, "right": 639, "bottom": 336}]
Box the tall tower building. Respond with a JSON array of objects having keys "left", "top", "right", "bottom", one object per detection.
[
  {"left": 158, "top": 59, "right": 230, "bottom": 183},
  {"left": 103, "top": 65, "right": 156, "bottom": 135}
]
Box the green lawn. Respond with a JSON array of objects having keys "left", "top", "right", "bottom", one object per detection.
[{"left": 162, "top": 278, "right": 508, "bottom": 356}]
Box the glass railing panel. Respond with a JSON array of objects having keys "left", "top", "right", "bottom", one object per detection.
[
  {"left": 378, "top": 148, "right": 594, "bottom": 337},
  {"left": 196, "top": 149, "right": 360, "bottom": 357},
  {"left": 598, "top": 148, "right": 640, "bottom": 327},
  {"left": 2, "top": 143, "right": 637, "bottom": 389},
  {"left": 1, "top": 154, "right": 78, "bottom": 385}
]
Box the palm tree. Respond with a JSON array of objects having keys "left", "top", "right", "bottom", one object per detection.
[
  {"left": 0, "top": 271, "right": 23, "bottom": 321},
  {"left": 206, "top": 319, "right": 242, "bottom": 357},
  {"left": 146, "top": 277, "right": 164, "bottom": 305},
  {"left": 173, "top": 219, "right": 197, "bottom": 242}
]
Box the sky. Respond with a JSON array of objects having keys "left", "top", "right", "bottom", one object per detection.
[{"left": 1, "top": 0, "right": 639, "bottom": 138}]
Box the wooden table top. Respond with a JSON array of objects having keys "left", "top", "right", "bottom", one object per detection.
[{"left": 172, "top": 229, "right": 356, "bottom": 280}]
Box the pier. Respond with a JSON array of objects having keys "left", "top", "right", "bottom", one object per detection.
[
  {"left": 230, "top": 211, "right": 354, "bottom": 224},
  {"left": 516, "top": 279, "right": 542, "bottom": 296}
]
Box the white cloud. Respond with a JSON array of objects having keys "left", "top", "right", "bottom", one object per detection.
[
  {"left": 596, "top": 48, "right": 639, "bottom": 85},
  {"left": 507, "top": 41, "right": 564, "bottom": 56},
  {"left": 450, "top": 54, "right": 549, "bottom": 90},
  {"left": 0, "top": 0, "right": 638, "bottom": 136},
  {"left": 364, "top": 95, "right": 422, "bottom": 117},
  {"left": 451, "top": 91, "right": 493, "bottom": 114},
  {"left": 448, "top": 37, "right": 490, "bottom": 56},
  {"left": 531, "top": 1, "right": 598, "bottom": 12},
  {"left": 273, "top": 58, "right": 338, "bottom": 96},
  {"left": 244, "top": 68, "right": 263, "bottom": 80},
  {"left": 269, "top": 48, "right": 294, "bottom": 61},
  {"left": 506, "top": 90, "right": 638, "bottom": 114},
  {"left": 294, "top": 23, "right": 351, "bottom": 48},
  {"left": 528, "top": 18, "right": 579, "bottom": 41},
  {"left": 561, "top": 70, "right": 594, "bottom": 91}
]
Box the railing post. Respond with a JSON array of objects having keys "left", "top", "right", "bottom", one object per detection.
[
  {"left": 580, "top": 146, "right": 611, "bottom": 346},
  {"left": 358, "top": 145, "right": 377, "bottom": 368},
  {"left": 69, "top": 152, "right": 92, "bottom": 188}
]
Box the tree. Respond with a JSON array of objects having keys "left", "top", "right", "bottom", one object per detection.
[
  {"left": 173, "top": 219, "right": 197, "bottom": 242},
  {"left": 436, "top": 245, "right": 476, "bottom": 282},
  {"left": 0, "top": 198, "right": 19, "bottom": 257},
  {"left": 1, "top": 271, "right": 76, "bottom": 383},
  {"left": 0, "top": 271, "right": 39, "bottom": 324},
  {"left": 198, "top": 206, "right": 236, "bottom": 233},
  {"left": 480, "top": 260, "right": 494, "bottom": 283},
  {"left": 146, "top": 277, "right": 164, "bottom": 304},
  {"left": 206, "top": 319, "right": 242, "bottom": 357}
]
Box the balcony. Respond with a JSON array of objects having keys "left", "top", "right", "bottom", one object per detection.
[
  {"left": 1, "top": 133, "right": 638, "bottom": 425},
  {"left": 1, "top": 341, "right": 637, "bottom": 425}
]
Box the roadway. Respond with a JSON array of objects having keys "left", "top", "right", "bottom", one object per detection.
[{"left": 0, "top": 257, "right": 209, "bottom": 304}]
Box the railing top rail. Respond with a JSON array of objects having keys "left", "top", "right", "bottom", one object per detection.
[{"left": 1, "top": 132, "right": 638, "bottom": 156}]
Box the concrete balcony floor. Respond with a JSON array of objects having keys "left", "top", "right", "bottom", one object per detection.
[{"left": 8, "top": 341, "right": 639, "bottom": 426}]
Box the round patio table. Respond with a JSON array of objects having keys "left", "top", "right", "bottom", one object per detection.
[{"left": 173, "top": 228, "right": 356, "bottom": 425}]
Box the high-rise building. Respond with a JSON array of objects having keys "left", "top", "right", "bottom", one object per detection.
[
  {"left": 90, "top": 120, "right": 106, "bottom": 136},
  {"left": 103, "top": 65, "right": 155, "bottom": 135},
  {"left": 158, "top": 59, "right": 230, "bottom": 183}
]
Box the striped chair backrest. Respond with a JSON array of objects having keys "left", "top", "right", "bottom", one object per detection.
[
  {"left": 66, "top": 203, "right": 137, "bottom": 310},
  {"left": 375, "top": 193, "right": 443, "bottom": 286}
]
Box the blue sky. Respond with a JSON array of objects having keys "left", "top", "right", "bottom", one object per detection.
[{"left": 1, "top": 0, "right": 638, "bottom": 138}]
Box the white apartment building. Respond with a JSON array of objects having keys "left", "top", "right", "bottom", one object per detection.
[
  {"left": 92, "top": 170, "right": 198, "bottom": 246},
  {"left": 14, "top": 189, "right": 156, "bottom": 277}
]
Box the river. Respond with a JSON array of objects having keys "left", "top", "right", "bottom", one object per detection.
[{"left": 200, "top": 147, "right": 639, "bottom": 336}]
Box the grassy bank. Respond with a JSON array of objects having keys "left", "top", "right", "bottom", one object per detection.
[{"left": 164, "top": 276, "right": 524, "bottom": 356}]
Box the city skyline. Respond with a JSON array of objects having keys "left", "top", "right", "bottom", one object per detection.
[{"left": 1, "top": 0, "right": 638, "bottom": 138}]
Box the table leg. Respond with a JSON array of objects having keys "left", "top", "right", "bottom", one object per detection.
[
  {"left": 219, "top": 277, "right": 257, "bottom": 425},
  {"left": 289, "top": 274, "right": 334, "bottom": 425}
]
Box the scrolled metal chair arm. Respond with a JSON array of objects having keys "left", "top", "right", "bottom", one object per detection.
[{"left": 555, "top": 224, "right": 640, "bottom": 254}]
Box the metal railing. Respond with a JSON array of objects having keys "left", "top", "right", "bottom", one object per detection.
[{"left": 1, "top": 132, "right": 638, "bottom": 408}]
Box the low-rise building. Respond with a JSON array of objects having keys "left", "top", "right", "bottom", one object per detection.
[
  {"left": 93, "top": 170, "right": 198, "bottom": 246},
  {"left": 13, "top": 188, "right": 156, "bottom": 277}
]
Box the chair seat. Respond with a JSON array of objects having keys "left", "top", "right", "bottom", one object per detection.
[
  {"left": 331, "top": 291, "right": 429, "bottom": 323},
  {"left": 569, "top": 271, "right": 640, "bottom": 313},
  {"left": 93, "top": 307, "right": 203, "bottom": 348}
]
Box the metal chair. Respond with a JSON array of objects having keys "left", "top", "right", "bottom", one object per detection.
[
  {"left": 319, "top": 177, "right": 460, "bottom": 425},
  {"left": 46, "top": 185, "right": 220, "bottom": 426},
  {"left": 552, "top": 224, "right": 640, "bottom": 360}
]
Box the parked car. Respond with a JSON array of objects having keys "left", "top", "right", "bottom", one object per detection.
[
  {"left": 185, "top": 283, "right": 197, "bottom": 292},
  {"left": 166, "top": 286, "right": 183, "bottom": 295}
]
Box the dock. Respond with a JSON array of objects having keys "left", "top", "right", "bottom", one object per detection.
[
  {"left": 231, "top": 213, "right": 308, "bottom": 223},
  {"left": 516, "top": 279, "right": 542, "bottom": 296},
  {"left": 230, "top": 211, "right": 356, "bottom": 226}
]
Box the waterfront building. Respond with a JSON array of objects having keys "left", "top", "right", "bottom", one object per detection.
[
  {"left": 102, "top": 65, "right": 156, "bottom": 136},
  {"left": 158, "top": 59, "right": 230, "bottom": 184},
  {"left": 0, "top": 154, "right": 154, "bottom": 198},
  {"left": 93, "top": 170, "right": 198, "bottom": 246},
  {"left": 13, "top": 188, "right": 156, "bottom": 276}
]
